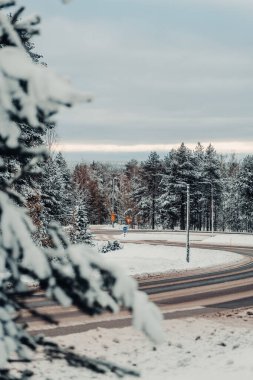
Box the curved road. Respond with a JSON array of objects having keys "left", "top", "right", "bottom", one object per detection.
[{"left": 19, "top": 231, "right": 253, "bottom": 337}]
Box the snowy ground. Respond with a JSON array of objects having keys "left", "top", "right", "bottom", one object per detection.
[
  {"left": 2, "top": 233, "right": 247, "bottom": 282},
  {"left": 97, "top": 243, "right": 244, "bottom": 276},
  {"left": 204, "top": 233, "right": 253, "bottom": 247},
  {"left": 93, "top": 228, "right": 252, "bottom": 277},
  {"left": 9, "top": 231, "right": 253, "bottom": 379},
  {"left": 16, "top": 309, "right": 253, "bottom": 380},
  {"left": 91, "top": 224, "right": 253, "bottom": 246}
]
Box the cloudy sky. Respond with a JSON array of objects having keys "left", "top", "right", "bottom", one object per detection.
[{"left": 25, "top": 0, "right": 253, "bottom": 161}]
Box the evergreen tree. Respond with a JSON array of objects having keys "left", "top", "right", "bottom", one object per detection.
[
  {"left": 0, "top": 6, "right": 54, "bottom": 220},
  {"left": 70, "top": 186, "right": 93, "bottom": 245},
  {"left": 122, "top": 160, "right": 143, "bottom": 227},
  {"left": 191, "top": 142, "right": 205, "bottom": 230},
  {"left": 159, "top": 144, "right": 197, "bottom": 230},
  {"left": 41, "top": 157, "right": 61, "bottom": 226},
  {"left": 202, "top": 144, "right": 222, "bottom": 231},
  {"left": 0, "top": 5, "right": 57, "bottom": 247},
  {"left": 238, "top": 155, "right": 253, "bottom": 231},
  {"left": 39, "top": 153, "right": 74, "bottom": 245},
  {"left": 137, "top": 152, "right": 162, "bottom": 229},
  {"left": 90, "top": 162, "right": 119, "bottom": 224},
  {"left": 0, "top": 3, "right": 163, "bottom": 379},
  {"left": 218, "top": 154, "right": 241, "bottom": 232},
  {"left": 54, "top": 152, "right": 73, "bottom": 226},
  {"left": 72, "top": 202, "right": 92, "bottom": 244},
  {"left": 124, "top": 159, "right": 142, "bottom": 226},
  {"left": 125, "top": 159, "right": 140, "bottom": 180},
  {"left": 158, "top": 153, "right": 178, "bottom": 229}
]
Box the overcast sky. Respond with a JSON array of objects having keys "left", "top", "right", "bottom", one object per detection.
[{"left": 24, "top": 0, "right": 253, "bottom": 162}]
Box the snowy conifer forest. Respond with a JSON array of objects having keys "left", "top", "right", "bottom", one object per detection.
[
  {"left": 70, "top": 144, "right": 253, "bottom": 233},
  {"left": 17, "top": 141, "right": 253, "bottom": 248}
]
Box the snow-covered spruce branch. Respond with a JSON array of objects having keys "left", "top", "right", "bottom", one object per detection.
[
  {"left": 1, "top": 190, "right": 164, "bottom": 335},
  {"left": 0, "top": 1, "right": 164, "bottom": 378}
]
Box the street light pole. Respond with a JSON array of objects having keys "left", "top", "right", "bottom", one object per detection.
[
  {"left": 211, "top": 185, "right": 214, "bottom": 237},
  {"left": 186, "top": 183, "right": 190, "bottom": 263}
]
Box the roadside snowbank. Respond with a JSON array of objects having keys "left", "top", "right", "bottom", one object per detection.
[
  {"left": 1, "top": 240, "right": 245, "bottom": 285},
  {"left": 204, "top": 233, "right": 253, "bottom": 247},
  {"left": 99, "top": 243, "right": 244, "bottom": 276}
]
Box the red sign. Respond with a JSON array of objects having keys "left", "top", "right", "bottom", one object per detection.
[{"left": 111, "top": 213, "right": 116, "bottom": 222}]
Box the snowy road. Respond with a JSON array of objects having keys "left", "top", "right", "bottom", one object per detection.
[
  {"left": 19, "top": 242, "right": 253, "bottom": 338},
  {"left": 13, "top": 231, "right": 253, "bottom": 379},
  {"left": 91, "top": 227, "right": 253, "bottom": 247},
  {"left": 15, "top": 229, "right": 253, "bottom": 337}
]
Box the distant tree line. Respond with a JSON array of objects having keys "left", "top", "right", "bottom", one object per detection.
[
  {"left": 16, "top": 142, "right": 253, "bottom": 239},
  {"left": 70, "top": 142, "right": 253, "bottom": 233},
  {"left": 4, "top": 149, "right": 93, "bottom": 247}
]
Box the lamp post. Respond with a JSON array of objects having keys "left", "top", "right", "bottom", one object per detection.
[
  {"left": 211, "top": 185, "right": 214, "bottom": 237},
  {"left": 200, "top": 181, "right": 214, "bottom": 237},
  {"left": 177, "top": 182, "right": 190, "bottom": 263}
]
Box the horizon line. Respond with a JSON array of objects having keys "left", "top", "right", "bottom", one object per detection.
[{"left": 55, "top": 141, "right": 253, "bottom": 154}]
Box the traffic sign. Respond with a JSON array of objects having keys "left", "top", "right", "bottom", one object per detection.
[
  {"left": 111, "top": 212, "right": 116, "bottom": 222},
  {"left": 123, "top": 226, "right": 128, "bottom": 235}
]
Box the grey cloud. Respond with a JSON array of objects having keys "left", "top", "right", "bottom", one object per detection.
[
  {"left": 122, "top": 0, "right": 253, "bottom": 10},
  {"left": 58, "top": 119, "right": 253, "bottom": 145},
  {"left": 37, "top": 14, "right": 253, "bottom": 154}
]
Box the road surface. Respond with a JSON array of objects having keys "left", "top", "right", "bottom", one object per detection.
[{"left": 18, "top": 230, "right": 253, "bottom": 337}]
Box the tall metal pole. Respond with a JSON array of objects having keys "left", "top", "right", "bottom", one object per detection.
[
  {"left": 211, "top": 185, "right": 214, "bottom": 237},
  {"left": 186, "top": 184, "right": 190, "bottom": 263},
  {"left": 112, "top": 177, "right": 115, "bottom": 228}
]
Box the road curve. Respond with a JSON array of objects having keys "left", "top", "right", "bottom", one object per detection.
[{"left": 18, "top": 238, "right": 253, "bottom": 337}]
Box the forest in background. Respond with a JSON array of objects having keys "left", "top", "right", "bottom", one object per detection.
[{"left": 16, "top": 141, "right": 253, "bottom": 244}]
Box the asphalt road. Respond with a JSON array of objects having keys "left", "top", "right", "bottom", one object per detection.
[{"left": 18, "top": 231, "right": 253, "bottom": 337}]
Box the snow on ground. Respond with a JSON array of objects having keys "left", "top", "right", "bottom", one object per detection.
[
  {"left": 96, "top": 243, "right": 244, "bottom": 276},
  {"left": 91, "top": 225, "right": 253, "bottom": 246},
  {"left": 16, "top": 310, "right": 253, "bottom": 380},
  {"left": 93, "top": 228, "right": 252, "bottom": 276},
  {"left": 92, "top": 226, "right": 209, "bottom": 243},
  {"left": 121, "top": 232, "right": 200, "bottom": 242},
  {"left": 204, "top": 233, "right": 253, "bottom": 247},
  {"left": 1, "top": 236, "right": 246, "bottom": 285},
  {"left": 9, "top": 230, "right": 253, "bottom": 379}
]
